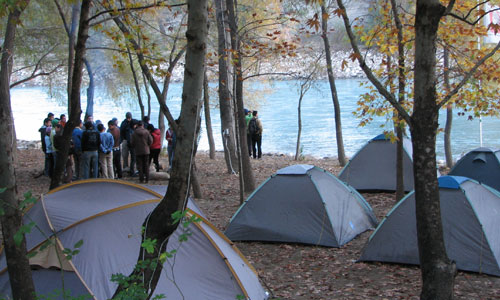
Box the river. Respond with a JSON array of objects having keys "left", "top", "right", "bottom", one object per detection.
[{"left": 10, "top": 79, "right": 500, "bottom": 162}]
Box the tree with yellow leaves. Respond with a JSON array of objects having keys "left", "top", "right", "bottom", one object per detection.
[{"left": 335, "top": 0, "right": 500, "bottom": 299}]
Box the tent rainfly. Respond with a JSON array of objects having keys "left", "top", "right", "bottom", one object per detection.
[
  {"left": 0, "top": 180, "right": 268, "bottom": 300},
  {"left": 359, "top": 176, "right": 500, "bottom": 276},
  {"left": 448, "top": 147, "right": 500, "bottom": 191},
  {"left": 225, "top": 165, "right": 378, "bottom": 247},
  {"left": 338, "top": 134, "right": 414, "bottom": 192}
]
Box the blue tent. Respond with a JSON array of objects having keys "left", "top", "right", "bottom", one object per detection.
[
  {"left": 448, "top": 147, "right": 500, "bottom": 191},
  {"left": 359, "top": 176, "right": 500, "bottom": 276},
  {"left": 339, "top": 134, "right": 414, "bottom": 191},
  {"left": 225, "top": 165, "right": 378, "bottom": 247}
]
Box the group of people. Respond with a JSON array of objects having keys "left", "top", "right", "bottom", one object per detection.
[
  {"left": 245, "top": 109, "right": 263, "bottom": 159},
  {"left": 39, "top": 112, "right": 176, "bottom": 184}
]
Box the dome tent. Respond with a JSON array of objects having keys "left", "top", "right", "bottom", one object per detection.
[
  {"left": 0, "top": 179, "right": 268, "bottom": 300},
  {"left": 338, "top": 134, "right": 414, "bottom": 192},
  {"left": 359, "top": 176, "right": 500, "bottom": 276},
  {"left": 448, "top": 147, "right": 500, "bottom": 191},
  {"left": 225, "top": 165, "right": 378, "bottom": 247}
]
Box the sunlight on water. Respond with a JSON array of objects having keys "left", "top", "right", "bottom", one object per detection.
[{"left": 11, "top": 79, "right": 500, "bottom": 161}]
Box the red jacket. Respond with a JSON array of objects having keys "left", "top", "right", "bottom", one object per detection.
[
  {"left": 150, "top": 129, "right": 162, "bottom": 150},
  {"left": 165, "top": 128, "right": 174, "bottom": 146}
]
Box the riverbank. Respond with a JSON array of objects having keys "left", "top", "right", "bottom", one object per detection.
[{"left": 13, "top": 147, "right": 499, "bottom": 299}]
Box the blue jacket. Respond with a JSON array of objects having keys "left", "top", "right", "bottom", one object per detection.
[
  {"left": 100, "top": 132, "right": 114, "bottom": 154},
  {"left": 72, "top": 127, "right": 83, "bottom": 151}
]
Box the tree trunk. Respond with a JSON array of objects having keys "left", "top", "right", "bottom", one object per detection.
[
  {"left": 443, "top": 48, "right": 453, "bottom": 168},
  {"left": 215, "top": 0, "right": 238, "bottom": 173},
  {"left": 203, "top": 70, "right": 216, "bottom": 159},
  {"left": 444, "top": 105, "right": 453, "bottom": 167},
  {"left": 413, "top": 1, "right": 456, "bottom": 299},
  {"left": 158, "top": 110, "right": 165, "bottom": 148},
  {"left": 127, "top": 46, "right": 145, "bottom": 119},
  {"left": 320, "top": 4, "right": 346, "bottom": 166},
  {"left": 295, "top": 87, "right": 305, "bottom": 161},
  {"left": 113, "top": 0, "right": 208, "bottom": 295},
  {"left": 0, "top": 3, "right": 36, "bottom": 299},
  {"left": 390, "top": 0, "right": 407, "bottom": 202},
  {"left": 395, "top": 126, "right": 405, "bottom": 201},
  {"left": 50, "top": 0, "right": 91, "bottom": 190},
  {"left": 144, "top": 72, "right": 152, "bottom": 119},
  {"left": 226, "top": 0, "right": 256, "bottom": 193},
  {"left": 66, "top": 3, "right": 79, "bottom": 100},
  {"left": 190, "top": 111, "right": 203, "bottom": 199},
  {"left": 83, "top": 58, "right": 94, "bottom": 120}
]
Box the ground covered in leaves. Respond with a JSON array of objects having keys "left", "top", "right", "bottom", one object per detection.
[{"left": 16, "top": 148, "right": 500, "bottom": 300}]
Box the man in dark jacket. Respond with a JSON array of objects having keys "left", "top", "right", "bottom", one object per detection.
[
  {"left": 81, "top": 121, "right": 100, "bottom": 179},
  {"left": 120, "top": 112, "right": 137, "bottom": 176},
  {"left": 130, "top": 121, "right": 152, "bottom": 183}
]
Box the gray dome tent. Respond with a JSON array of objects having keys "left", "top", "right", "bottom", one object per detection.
[
  {"left": 359, "top": 176, "right": 500, "bottom": 276},
  {"left": 0, "top": 180, "right": 268, "bottom": 300},
  {"left": 448, "top": 147, "right": 500, "bottom": 191},
  {"left": 225, "top": 165, "right": 378, "bottom": 247},
  {"left": 338, "top": 134, "right": 414, "bottom": 192}
]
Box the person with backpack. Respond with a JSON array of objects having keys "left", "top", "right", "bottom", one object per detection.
[
  {"left": 248, "top": 110, "right": 263, "bottom": 159},
  {"left": 81, "top": 121, "right": 101, "bottom": 179},
  {"left": 245, "top": 109, "right": 253, "bottom": 157}
]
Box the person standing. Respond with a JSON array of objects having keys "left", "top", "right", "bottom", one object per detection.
[
  {"left": 108, "top": 120, "right": 123, "bottom": 179},
  {"left": 72, "top": 120, "right": 83, "bottom": 180},
  {"left": 165, "top": 120, "right": 177, "bottom": 171},
  {"left": 142, "top": 116, "right": 150, "bottom": 128},
  {"left": 98, "top": 123, "right": 114, "bottom": 179},
  {"left": 148, "top": 124, "right": 162, "bottom": 172},
  {"left": 44, "top": 128, "right": 55, "bottom": 178},
  {"left": 81, "top": 121, "right": 100, "bottom": 179},
  {"left": 59, "top": 114, "right": 67, "bottom": 127},
  {"left": 245, "top": 108, "right": 253, "bottom": 157},
  {"left": 131, "top": 121, "right": 152, "bottom": 183},
  {"left": 249, "top": 110, "right": 263, "bottom": 159},
  {"left": 39, "top": 118, "right": 51, "bottom": 176},
  {"left": 120, "top": 112, "right": 136, "bottom": 176}
]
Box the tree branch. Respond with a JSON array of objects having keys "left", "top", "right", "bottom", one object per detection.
[
  {"left": 437, "top": 40, "right": 500, "bottom": 108},
  {"left": 52, "top": 0, "right": 70, "bottom": 35},
  {"left": 446, "top": 1, "right": 500, "bottom": 26},
  {"left": 335, "top": 0, "right": 412, "bottom": 126},
  {"left": 10, "top": 64, "right": 63, "bottom": 88},
  {"left": 88, "top": 1, "right": 186, "bottom": 24},
  {"left": 103, "top": 3, "right": 178, "bottom": 132},
  {"left": 243, "top": 71, "right": 294, "bottom": 81}
]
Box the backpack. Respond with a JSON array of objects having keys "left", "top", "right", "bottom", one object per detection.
[{"left": 248, "top": 118, "right": 258, "bottom": 136}]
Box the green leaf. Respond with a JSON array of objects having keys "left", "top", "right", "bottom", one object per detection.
[
  {"left": 141, "top": 238, "right": 157, "bottom": 254},
  {"left": 74, "top": 239, "right": 84, "bottom": 248},
  {"left": 0, "top": 187, "right": 6, "bottom": 193},
  {"left": 26, "top": 251, "right": 38, "bottom": 259},
  {"left": 14, "top": 222, "right": 35, "bottom": 246},
  {"left": 171, "top": 210, "right": 186, "bottom": 224}
]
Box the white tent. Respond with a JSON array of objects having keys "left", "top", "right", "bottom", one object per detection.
[{"left": 0, "top": 180, "right": 268, "bottom": 300}]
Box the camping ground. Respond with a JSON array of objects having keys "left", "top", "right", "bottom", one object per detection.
[{"left": 15, "top": 148, "right": 500, "bottom": 299}]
